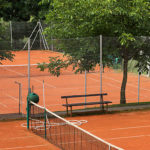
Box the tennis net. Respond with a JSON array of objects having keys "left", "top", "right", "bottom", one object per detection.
[{"left": 29, "top": 101, "right": 123, "bottom": 150}]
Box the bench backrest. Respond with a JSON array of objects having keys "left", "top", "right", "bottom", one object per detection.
[{"left": 61, "top": 93, "right": 107, "bottom": 99}]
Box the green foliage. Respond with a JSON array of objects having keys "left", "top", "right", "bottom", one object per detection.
[
  {"left": 0, "top": 0, "right": 51, "bottom": 21},
  {"left": 37, "top": 57, "right": 69, "bottom": 77},
  {"left": 51, "top": 37, "right": 100, "bottom": 73},
  {"left": 0, "top": 19, "right": 14, "bottom": 63},
  {"left": 42, "top": 0, "right": 150, "bottom": 73},
  {"left": 0, "top": 19, "right": 11, "bottom": 50},
  {"left": 0, "top": 50, "right": 14, "bottom": 64},
  {"left": 39, "top": 0, "right": 150, "bottom": 104}
]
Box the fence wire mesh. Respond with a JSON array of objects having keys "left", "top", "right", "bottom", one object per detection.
[{"left": 0, "top": 21, "right": 150, "bottom": 116}]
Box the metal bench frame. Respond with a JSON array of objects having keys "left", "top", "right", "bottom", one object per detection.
[{"left": 61, "top": 93, "right": 112, "bottom": 116}]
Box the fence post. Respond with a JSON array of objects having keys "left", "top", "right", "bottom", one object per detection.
[{"left": 138, "top": 71, "right": 141, "bottom": 103}]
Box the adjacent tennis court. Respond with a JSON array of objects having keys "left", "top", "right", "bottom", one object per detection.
[
  {"left": 1, "top": 50, "right": 150, "bottom": 150},
  {"left": 1, "top": 50, "right": 150, "bottom": 114}
]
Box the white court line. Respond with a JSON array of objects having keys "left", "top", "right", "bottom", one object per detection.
[
  {"left": 4, "top": 67, "right": 56, "bottom": 88},
  {"left": 89, "top": 74, "right": 150, "bottom": 99},
  {"left": 112, "top": 125, "right": 150, "bottom": 130},
  {"left": 33, "top": 78, "right": 56, "bottom": 88},
  {"left": 0, "top": 144, "right": 49, "bottom": 150},
  {"left": 4, "top": 68, "right": 25, "bottom": 77},
  {"left": 92, "top": 72, "right": 150, "bottom": 92},
  {"left": 0, "top": 102, "right": 7, "bottom": 108},
  {"left": 107, "top": 134, "right": 150, "bottom": 140},
  {"left": 6, "top": 94, "right": 20, "bottom": 103}
]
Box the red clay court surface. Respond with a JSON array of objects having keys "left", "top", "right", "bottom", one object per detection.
[
  {"left": 0, "top": 120, "right": 60, "bottom": 150},
  {"left": 1, "top": 50, "right": 150, "bottom": 149},
  {"left": 0, "top": 50, "right": 150, "bottom": 114},
  {"left": 1, "top": 110, "right": 150, "bottom": 149}
]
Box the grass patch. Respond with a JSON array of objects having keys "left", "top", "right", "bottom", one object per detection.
[{"left": 108, "top": 101, "right": 150, "bottom": 108}]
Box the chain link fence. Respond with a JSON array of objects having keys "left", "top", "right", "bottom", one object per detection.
[{"left": 0, "top": 20, "right": 150, "bottom": 115}]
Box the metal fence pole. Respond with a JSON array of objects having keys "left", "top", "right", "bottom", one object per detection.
[
  {"left": 100, "top": 35, "right": 103, "bottom": 94},
  {"left": 10, "top": 21, "right": 13, "bottom": 49},
  {"left": 138, "top": 72, "right": 141, "bottom": 103}
]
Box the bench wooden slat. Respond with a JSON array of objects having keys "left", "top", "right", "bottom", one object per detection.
[
  {"left": 61, "top": 93, "right": 107, "bottom": 99},
  {"left": 62, "top": 101, "right": 112, "bottom": 107},
  {"left": 61, "top": 93, "right": 111, "bottom": 116}
]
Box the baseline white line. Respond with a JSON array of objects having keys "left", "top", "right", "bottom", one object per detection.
[
  {"left": 0, "top": 144, "right": 49, "bottom": 150},
  {"left": 107, "top": 134, "right": 150, "bottom": 140},
  {"left": 112, "top": 125, "right": 150, "bottom": 130}
]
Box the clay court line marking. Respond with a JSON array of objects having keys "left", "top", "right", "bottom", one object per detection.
[
  {"left": 6, "top": 94, "right": 24, "bottom": 103},
  {"left": 4, "top": 68, "right": 25, "bottom": 77},
  {"left": 4, "top": 66, "right": 56, "bottom": 88},
  {"left": 107, "top": 134, "right": 150, "bottom": 140},
  {"left": 112, "top": 125, "right": 150, "bottom": 130},
  {"left": 0, "top": 102, "right": 7, "bottom": 108},
  {"left": 92, "top": 73, "right": 150, "bottom": 92},
  {"left": 0, "top": 144, "right": 49, "bottom": 150},
  {"left": 89, "top": 74, "right": 149, "bottom": 98},
  {"left": 33, "top": 78, "right": 56, "bottom": 88}
]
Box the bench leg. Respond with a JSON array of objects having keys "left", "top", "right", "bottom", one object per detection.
[
  {"left": 106, "top": 104, "right": 108, "bottom": 111},
  {"left": 70, "top": 106, "right": 72, "bottom": 117},
  {"left": 66, "top": 106, "right": 69, "bottom": 116}
]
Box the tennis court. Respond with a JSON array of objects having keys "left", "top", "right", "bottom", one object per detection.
[
  {"left": 0, "top": 50, "right": 150, "bottom": 114},
  {"left": 1, "top": 50, "right": 150, "bottom": 150},
  {"left": 72, "top": 110, "right": 150, "bottom": 150},
  {"left": 1, "top": 109, "right": 150, "bottom": 149},
  {"left": 0, "top": 120, "right": 60, "bottom": 150}
]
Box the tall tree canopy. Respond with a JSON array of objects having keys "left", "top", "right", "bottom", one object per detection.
[
  {"left": 40, "top": 0, "right": 150, "bottom": 104},
  {"left": 0, "top": 0, "right": 51, "bottom": 21},
  {"left": 0, "top": 0, "right": 51, "bottom": 63}
]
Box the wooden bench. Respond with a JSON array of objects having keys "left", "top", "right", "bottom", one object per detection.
[{"left": 61, "top": 93, "right": 112, "bottom": 116}]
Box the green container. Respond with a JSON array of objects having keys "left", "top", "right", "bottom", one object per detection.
[{"left": 27, "top": 92, "right": 39, "bottom": 104}]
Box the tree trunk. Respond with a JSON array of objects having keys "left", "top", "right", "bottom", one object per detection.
[{"left": 120, "top": 58, "right": 128, "bottom": 104}]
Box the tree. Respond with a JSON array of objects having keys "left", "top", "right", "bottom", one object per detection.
[
  {"left": 39, "top": 0, "right": 150, "bottom": 104},
  {"left": 0, "top": 18, "right": 14, "bottom": 63},
  {"left": 0, "top": 0, "right": 51, "bottom": 21}
]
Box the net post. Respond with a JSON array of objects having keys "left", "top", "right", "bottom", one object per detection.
[
  {"left": 43, "top": 80, "right": 47, "bottom": 139},
  {"left": 109, "top": 145, "right": 111, "bottom": 150},
  {"left": 27, "top": 97, "right": 30, "bottom": 129},
  {"left": 10, "top": 21, "right": 13, "bottom": 49},
  {"left": 44, "top": 108, "right": 47, "bottom": 139},
  {"left": 27, "top": 38, "right": 31, "bottom": 130}
]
